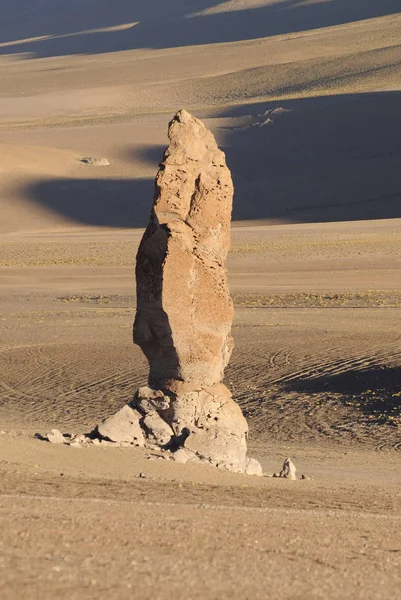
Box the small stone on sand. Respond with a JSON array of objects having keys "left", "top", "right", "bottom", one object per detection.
[
  {"left": 172, "top": 448, "right": 192, "bottom": 464},
  {"left": 80, "top": 157, "right": 110, "bottom": 166},
  {"left": 69, "top": 440, "right": 82, "bottom": 448},
  {"left": 46, "top": 429, "right": 66, "bottom": 444},
  {"left": 273, "top": 457, "right": 297, "bottom": 480},
  {"left": 97, "top": 404, "right": 145, "bottom": 445},
  {"left": 245, "top": 458, "right": 263, "bottom": 476}
]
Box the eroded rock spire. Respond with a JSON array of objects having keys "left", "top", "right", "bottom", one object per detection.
[
  {"left": 134, "top": 109, "right": 234, "bottom": 385},
  {"left": 98, "top": 110, "right": 259, "bottom": 474}
]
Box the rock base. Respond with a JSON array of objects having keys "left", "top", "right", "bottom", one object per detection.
[{"left": 96, "top": 382, "right": 260, "bottom": 474}]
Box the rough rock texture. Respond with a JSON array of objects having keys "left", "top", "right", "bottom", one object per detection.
[
  {"left": 172, "top": 448, "right": 192, "bottom": 464},
  {"left": 142, "top": 412, "right": 174, "bottom": 446},
  {"left": 96, "top": 110, "right": 256, "bottom": 473},
  {"left": 245, "top": 458, "right": 264, "bottom": 476},
  {"left": 46, "top": 429, "right": 66, "bottom": 444},
  {"left": 97, "top": 405, "right": 145, "bottom": 445},
  {"left": 134, "top": 109, "right": 234, "bottom": 386}
]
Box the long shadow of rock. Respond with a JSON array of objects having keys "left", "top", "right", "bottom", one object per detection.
[
  {"left": 23, "top": 92, "right": 401, "bottom": 227},
  {"left": 124, "top": 145, "right": 166, "bottom": 170},
  {"left": 218, "top": 91, "right": 401, "bottom": 223},
  {"left": 1, "top": 0, "right": 399, "bottom": 59},
  {"left": 25, "top": 177, "right": 153, "bottom": 228},
  {"left": 281, "top": 364, "right": 401, "bottom": 422}
]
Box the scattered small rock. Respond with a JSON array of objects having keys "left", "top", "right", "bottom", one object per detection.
[
  {"left": 71, "top": 434, "right": 87, "bottom": 444},
  {"left": 46, "top": 429, "right": 66, "bottom": 444},
  {"left": 245, "top": 458, "right": 263, "bottom": 476},
  {"left": 142, "top": 411, "right": 174, "bottom": 446},
  {"left": 273, "top": 457, "right": 297, "bottom": 480},
  {"left": 99, "top": 439, "right": 114, "bottom": 447},
  {"left": 172, "top": 448, "right": 191, "bottom": 464},
  {"left": 139, "top": 472, "right": 146, "bottom": 478},
  {"left": 69, "top": 441, "right": 82, "bottom": 448},
  {"left": 80, "top": 157, "right": 110, "bottom": 166},
  {"left": 135, "top": 386, "right": 170, "bottom": 413},
  {"left": 301, "top": 474, "right": 311, "bottom": 480},
  {"left": 97, "top": 404, "right": 145, "bottom": 445}
]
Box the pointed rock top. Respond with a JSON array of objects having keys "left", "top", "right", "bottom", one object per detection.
[
  {"left": 163, "top": 109, "right": 226, "bottom": 167},
  {"left": 152, "top": 110, "right": 233, "bottom": 236},
  {"left": 171, "top": 109, "right": 196, "bottom": 124}
]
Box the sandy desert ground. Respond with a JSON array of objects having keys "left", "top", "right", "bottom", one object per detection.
[{"left": 1, "top": 1, "right": 401, "bottom": 598}]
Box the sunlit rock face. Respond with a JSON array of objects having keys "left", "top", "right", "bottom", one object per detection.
[{"left": 134, "top": 109, "right": 234, "bottom": 388}]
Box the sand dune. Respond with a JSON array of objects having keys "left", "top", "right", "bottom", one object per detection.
[
  {"left": 1, "top": 90, "right": 400, "bottom": 232},
  {"left": 0, "top": 7, "right": 400, "bottom": 232},
  {"left": 1, "top": 0, "right": 400, "bottom": 57}
]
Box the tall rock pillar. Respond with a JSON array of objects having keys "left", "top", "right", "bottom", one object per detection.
[
  {"left": 99, "top": 110, "right": 253, "bottom": 473},
  {"left": 134, "top": 109, "right": 234, "bottom": 386}
]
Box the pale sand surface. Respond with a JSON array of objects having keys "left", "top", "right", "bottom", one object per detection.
[{"left": 1, "top": 2, "right": 401, "bottom": 598}]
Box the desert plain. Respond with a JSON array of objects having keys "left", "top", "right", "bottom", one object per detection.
[{"left": 1, "top": 1, "right": 401, "bottom": 598}]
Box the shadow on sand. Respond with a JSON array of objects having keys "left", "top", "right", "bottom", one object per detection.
[
  {"left": 24, "top": 91, "right": 401, "bottom": 227},
  {"left": 1, "top": 0, "right": 400, "bottom": 59},
  {"left": 25, "top": 177, "right": 154, "bottom": 228},
  {"left": 218, "top": 91, "right": 401, "bottom": 223},
  {"left": 281, "top": 364, "right": 401, "bottom": 423}
]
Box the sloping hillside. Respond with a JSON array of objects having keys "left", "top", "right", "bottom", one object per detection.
[{"left": 0, "top": 1, "right": 400, "bottom": 232}]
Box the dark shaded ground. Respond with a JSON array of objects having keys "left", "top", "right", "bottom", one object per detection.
[
  {"left": 287, "top": 365, "right": 401, "bottom": 396},
  {"left": 24, "top": 177, "right": 153, "bottom": 228},
  {"left": 25, "top": 92, "right": 401, "bottom": 227},
  {"left": 219, "top": 92, "right": 401, "bottom": 222},
  {"left": 283, "top": 365, "right": 401, "bottom": 424},
  {"left": 1, "top": 0, "right": 400, "bottom": 59}
]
